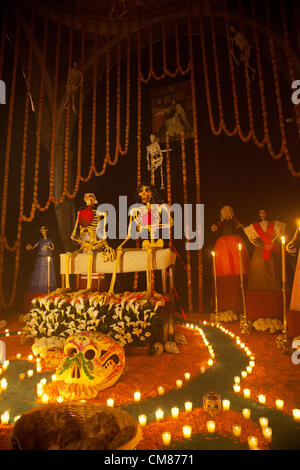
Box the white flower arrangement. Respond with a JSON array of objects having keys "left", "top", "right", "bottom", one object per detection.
[
  {"left": 253, "top": 318, "right": 283, "bottom": 333},
  {"left": 22, "top": 291, "right": 166, "bottom": 348}
]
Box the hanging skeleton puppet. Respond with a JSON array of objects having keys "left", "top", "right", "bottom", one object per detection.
[
  {"left": 230, "top": 25, "right": 256, "bottom": 82},
  {"left": 146, "top": 134, "right": 169, "bottom": 189}
]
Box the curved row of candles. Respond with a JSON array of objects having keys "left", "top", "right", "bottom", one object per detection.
[{"left": 1, "top": 321, "right": 300, "bottom": 451}]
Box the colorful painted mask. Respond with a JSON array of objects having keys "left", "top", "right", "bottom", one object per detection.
[{"left": 56, "top": 332, "right": 125, "bottom": 400}]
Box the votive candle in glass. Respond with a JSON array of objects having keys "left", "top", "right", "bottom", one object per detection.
[
  {"left": 242, "top": 408, "right": 251, "bottom": 419},
  {"left": 259, "top": 417, "right": 269, "bottom": 428},
  {"left": 232, "top": 424, "right": 241, "bottom": 437},
  {"left": 171, "top": 407, "right": 179, "bottom": 418},
  {"left": 162, "top": 432, "right": 171, "bottom": 446},
  {"left": 176, "top": 379, "right": 183, "bottom": 389},
  {"left": 233, "top": 384, "right": 241, "bottom": 393},
  {"left": 107, "top": 398, "right": 114, "bottom": 408},
  {"left": 134, "top": 391, "right": 141, "bottom": 402},
  {"left": 184, "top": 401, "right": 193, "bottom": 412},
  {"left": 184, "top": 372, "right": 191, "bottom": 381},
  {"left": 1, "top": 411, "right": 9, "bottom": 425},
  {"left": 27, "top": 370, "right": 34, "bottom": 377},
  {"left": 182, "top": 425, "right": 192, "bottom": 439},
  {"left": 243, "top": 388, "right": 251, "bottom": 399},
  {"left": 258, "top": 394, "right": 266, "bottom": 404},
  {"left": 292, "top": 409, "right": 300, "bottom": 422},
  {"left": 1, "top": 378, "right": 8, "bottom": 391},
  {"left": 138, "top": 415, "right": 147, "bottom": 427},
  {"left": 156, "top": 409, "right": 164, "bottom": 421},
  {"left": 222, "top": 399, "right": 230, "bottom": 411},
  {"left": 234, "top": 376, "right": 241, "bottom": 384},
  {"left": 248, "top": 436, "right": 258, "bottom": 450},
  {"left": 206, "top": 421, "right": 216, "bottom": 433},
  {"left": 275, "top": 399, "right": 284, "bottom": 410},
  {"left": 157, "top": 386, "right": 165, "bottom": 396},
  {"left": 262, "top": 426, "right": 272, "bottom": 441}
]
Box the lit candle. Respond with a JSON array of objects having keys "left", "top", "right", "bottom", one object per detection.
[
  {"left": 292, "top": 409, "right": 300, "bottom": 422},
  {"left": 14, "top": 416, "right": 20, "bottom": 423},
  {"left": 19, "top": 373, "right": 25, "bottom": 381},
  {"left": 51, "top": 374, "right": 56, "bottom": 382},
  {"left": 184, "top": 372, "right": 191, "bottom": 381},
  {"left": 57, "top": 396, "right": 63, "bottom": 403},
  {"left": 241, "top": 371, "right": 247, "bottom": 378},
  {"left": 184, "top": 401, "right": 193, "bottom": 412},
  {"left": 3, "top": 360, "right": 9, "bottom": 371},
  {"left": 1, "top": 411, "right": 9, "bottom": 425},
  {"left": 233, "top": 384, "right": 241, "bottom": 393},
  {"left": 281, "top": 237, "right": 286, "bottom": 285},
  {"left": 211, "top": 251, "right": 218, "bottom": 313},
  {"left": 275, "top": 399, "right": 284, "bottom": 410},
  {"left": 47, "top": 256, "right": 51, "bottom": 293},
  {"left": 107, "top": 398, "right": 114, "bottom": 408},
  {"left": 208, "top": 358, "right": 214, "bottom": 366},
  {"left": 248, "top": 436, "right": 258, "bottom": 450},
  {"left": 138, "top": 415, "right": 147, "bottom": 427},
  {"left": 1, "top": 378, "right": 8, "bottom": 391},
  {"left": 258, "top": 394, "right": 266, "bottom": 404},
  {"left": 234, "top": 376, "right": 241, "bottom": 384},
  {"left": 259, "top": 417, "right": 269, "bottom": 428},
  {"left": 42, "top": 393, "right": 49, "bottom": 404},
  {"left": 156, "top": 409, "right": 164, "bottom": 421},
  {"left": 134, "top": 391, "right": 141, "bottom": 402},
  {"left": 232, "top": 424, "right": 241, "bottom": 437},
  {"left": 246, "top": 366, "right": 252, "bottom": 374},
  {"left": 262, "top": 427, "right": 272, "bottom": 441},
  {"left": 27, "top": 355, "right": 33, "bottom": 361},
  {"left": 182, "top": 425, "right": 192, "bottom": 439},
  {"left": 171, "top": 407, "right": 179, "bottom": 418},
  {"left": 157, "top": 386, "right": 165, "bottom": 395},
  {"left": 243, "top": 388, "right": 251, "bottom": 399},
  {"left": 16, "top": 353, "right": 21, "bottom": 359},
  {"left": 36, "top": 364, "right": 42, "bottom": 373},
  {"left": 222, "top": 399, "right": 230, "bottom": 411},
  {"left": 242, "top": 408, "right": 251, "bottom": 419},
  {"left": 40, "top": 378, "right": 47, "bottom": 385},
  {"left": 27, "top": 370, "right": 34, "bottom": 377},
  {"left": 206, "top": 421, "right": 216, "bottom": 433},
  {"left": 249, "top": 361, "right": 255, "bottom": 367},
  {"left": 162, "top": 432, "right": 171, "bottom": 446},
  {"left": 176, "top": 379, "right": 182, "bottom": 389}
]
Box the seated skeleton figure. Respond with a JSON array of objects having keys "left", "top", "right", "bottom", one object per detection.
[{"left": 65, "top": 193, "right": 115, "bottom": 291}]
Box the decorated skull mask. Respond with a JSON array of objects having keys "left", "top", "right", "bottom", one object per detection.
[
  {"left": 56, "top": 332, "right": 125, "bottom": 400},
  {"left": 203, "top": 392, "right": 222, "bottom": 417}
]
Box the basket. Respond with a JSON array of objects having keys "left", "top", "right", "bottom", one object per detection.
[{"left": 10, "top": 403, "right": 142, "bottom": 450}]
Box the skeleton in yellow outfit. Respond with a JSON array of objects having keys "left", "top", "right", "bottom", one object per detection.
[{"left": 64, "top": 193, "right": 115, "bottom": 291}]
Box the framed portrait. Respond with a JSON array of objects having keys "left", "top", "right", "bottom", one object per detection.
[{"left": 151, "top": 81, "right": 194, "bottom": 143}]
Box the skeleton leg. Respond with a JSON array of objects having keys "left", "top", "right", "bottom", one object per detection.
[
  {"left": 87, "top": 251, "right": 93, "bottom": 290},
  {"left": 146, "top": 247, "right": 152, "bottom": 296},
  {"left": 108, "top": 248, "right": 123, "bottom": 294},
  {"left": 65, "top": 252, "right": 71, "bottom": 290}
]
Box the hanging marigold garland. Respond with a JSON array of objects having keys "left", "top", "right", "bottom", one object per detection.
[{"left": 180, "top": 131, "right": 193, "bottom": 314}]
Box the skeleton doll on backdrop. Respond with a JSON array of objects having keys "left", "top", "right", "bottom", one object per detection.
[
  {"left": 109, "top": 183, "right": 173, "bottom": 295},
  {"left": 64, "top": 193, "right": 115, "bottom": 292},
  {"left": 230, "top": 25, "right": 256, "bottom": 82},
  {"left": 146, "top": 134, "right": 171, "bottom": 190}
]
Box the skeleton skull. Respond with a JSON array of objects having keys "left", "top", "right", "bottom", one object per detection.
[
  {"left": 56, "top": 332, "right": 125, "bottom": 400},
  {"left": 150, "top": 342, "right": 164, "bottom": 356},
  {"left": 174, "top": 333, "right": 187, "bottom": 345},
  {"left": 164, "top": 341, "right": 180, "bottom": 354}
]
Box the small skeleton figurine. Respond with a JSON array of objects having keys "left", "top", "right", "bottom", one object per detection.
[
  {"left": 63, "top": 62, "right": 83, "bottom": 113},
  {"left": 64, "top": 193, "right": 115, "bottom": 291},
  {"left": 230, "top": 25, "right": 256, "bottom": 82},
  {"left": 146, "top": 134, "right": 166, "bottom": 189}
]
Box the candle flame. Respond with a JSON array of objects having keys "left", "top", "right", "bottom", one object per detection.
[
  {"left": 238, "top": 243, "right": 242, "bottom": 251},
  {"left": 211, "top": 251, "right": 215, "bottom": 257},
  {"left": 281, "top": 236, "right": 285, "bottom": 244}
]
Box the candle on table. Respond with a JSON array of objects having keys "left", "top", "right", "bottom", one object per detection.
[
  {"left": 182, "top": 425, "right": 192, "bottom": 439},
  {"left": 206, "top": 421, "right": 216, "bottom": 433},
  {"left": 276, "top": 399, "right": 284, "bottom": 410},
  {"left": 162, "top": 432, "right": 171, "bottom": 446},
  {"left": 232, "top": 424, "right": 241, "bottom": 437},
  {"left": 242, "top": 408, "right": 251, "bottom": 419},
  {"left": 171, "top": 407, "right": 179, "bottom": 418},
  {"left": 138, "top": 415, "right": 147, "bottom": 427}
]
